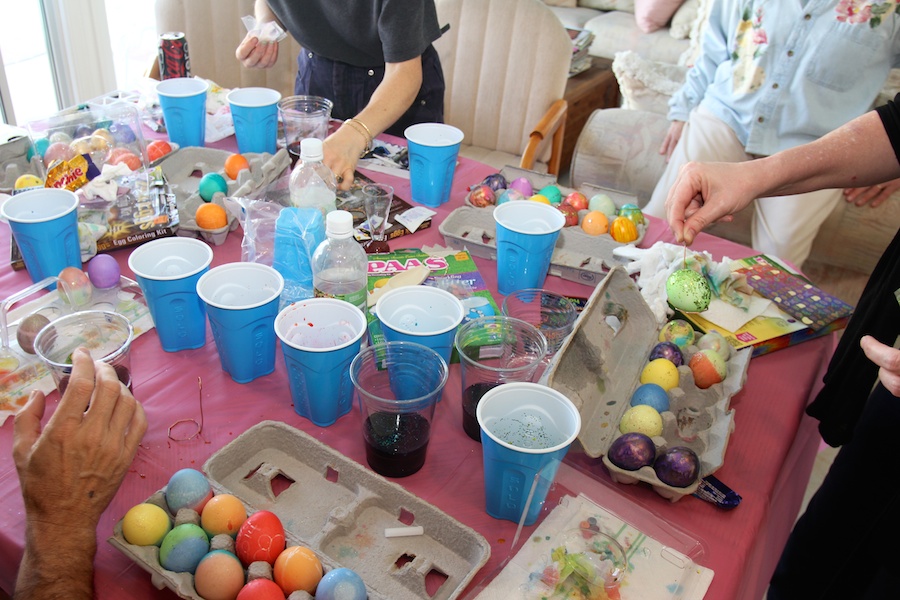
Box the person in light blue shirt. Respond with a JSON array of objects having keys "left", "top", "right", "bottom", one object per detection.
[{"left": 643, "top": 0, "right": 900, "bottom": 267}]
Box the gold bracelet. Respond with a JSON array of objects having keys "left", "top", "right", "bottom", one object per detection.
[{"left": 344, "top": 118, "right": 373, "bottom": 155}]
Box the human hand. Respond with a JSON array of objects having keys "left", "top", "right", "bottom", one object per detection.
[
  {"left": 235, "top": 33, "right": 279, "bottom": 69},
  {"left": 842, "top": 176, "right": 900, "bottom": 209},
  {"left": 659, "top": 121, "right": 686, "bottom": 161},
  {"left": 860, "top": 335, "right": 900, "bottom": 397},
  {"left": 13, "top": 347, "right": 147, "bottom": 535},
  {"left": 324, "top": 124, "right": 372, "bottom": 191}
]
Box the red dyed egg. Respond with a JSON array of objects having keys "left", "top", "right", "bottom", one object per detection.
[
  {"left": 557, "top": 202, "right": 579, "bottom": 227},
  {"left": 564, "top": 191, "right": 589, "bottom": 211},
  {"left": 235, "top": 510, "right": 286, "bottom": 566},
  {"left": 236, "top": 578, "right": 285, "bottom": 600}
]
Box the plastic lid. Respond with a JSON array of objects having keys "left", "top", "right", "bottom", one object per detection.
[
  {"left": 325, "top": 210, "right": 353, "bottom": 238},
  {"left": 300, "top": 138, "right": 324, "bottom": 161}
]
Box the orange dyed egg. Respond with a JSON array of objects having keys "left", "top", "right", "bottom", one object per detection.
[
  {"left": 195, "top": 203, "right": 229, "bottom": 230},
  {"left": 580, "top": 210, "right": 609, "bottom": 235},
  {"left": 224, "top": 153, "right": 251, "bottom": 179},
  {"left": 200, "top": 493, "right": 247, "bottom": 537},
  {"left": 107, "top": 147, "right": 142, "bottom": 170},
  {"left": 688, "top": 349, "right": 727, "bottom": 389},
  {"left": 147, "top": 140, "right": 173, "bottom": 162},
  {"left": 610, "top": 216, "right": 639, "bottom": 243},
  {"left": 274, "top": 546, "right": 323, "bottom": 595}
]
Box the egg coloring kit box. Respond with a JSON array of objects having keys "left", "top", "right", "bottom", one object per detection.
[
  {"left": 109, "top": 420, "right": 490, "bottom": 599},
  {"left": 543, "top": 267, "right": 751, "bottom": 501}
]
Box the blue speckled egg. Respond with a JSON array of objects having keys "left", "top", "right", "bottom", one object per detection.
[
  {"left": 199, "top": 172, "right": 229, "bottom": 202},
  {"left": 315, "top": 567, "right": 368, "bottom": 600},
  {"left": 165, "top": 468, "right": 213, "bottom": 514},
  {"left": 630, "top": 383, "right": 670, "bottom": 413},
  {"left": 159, "top": 523, "right": 210, "bottom": 573}
]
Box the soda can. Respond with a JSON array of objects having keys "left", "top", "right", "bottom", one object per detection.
[{"left": 158, "top": 32, "right": 191, "bottom": 80}]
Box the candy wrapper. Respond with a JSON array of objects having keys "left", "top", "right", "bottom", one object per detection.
[{"left": 241, "top": 15, "right": 288, "bottom": 43}]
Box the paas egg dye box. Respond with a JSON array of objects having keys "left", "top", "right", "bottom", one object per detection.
[
  {"left": 542, "top": 267, "right": 751, "bottom": 501},
  {"left": 108, "top": 420, "right": 490, "bottom": 600}
]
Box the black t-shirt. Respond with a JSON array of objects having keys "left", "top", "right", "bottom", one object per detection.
[
  {"left": 877, "top": 93, "right": 900, "bottom": 165},
  {"left": 267, "top": 0, "right": 442, "bottom": 67}
]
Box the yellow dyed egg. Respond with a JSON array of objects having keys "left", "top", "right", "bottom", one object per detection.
[
  {"left": 122, "top": 503, "right": 172, "bottom": 546},
  {"left": 610, "top": 216, "right": 639, "bottom": 243},
  {"left": 14, "top": 174, "right": 43, "bottom": 189},
  {"left": 640, "top": 358, "right": 680, "bottom": 391},
  {"left": 529, "top": 194, "right": 551, "bottom": 205},
  {"left": 619, "top": 405, "right": 663, "bottom": 437}
]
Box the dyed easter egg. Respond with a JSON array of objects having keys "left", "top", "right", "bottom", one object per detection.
[
  {"left": 91, "top": 128, "right": 115, "bottom": 146},
  {"left": 509, "top": 177, "right": 533, "bottom": 197},
  {"left": 15, "top": 174, "right": 43, "bottom": 190},
  {"left": 653, "top": 446, "right": 700, "bottom": 488},
  {"left": 697, "top": 330, "right": 732, "bottom": 361},
  {"left": 147, "top": 139, "right": 173, "bottom": 162},
  {"left": 194, "top": 550, "right": 246, "bottom": 600},
  {"left": 619, "top": 405, "right": 663, "bottom": 437},
  {"left": 666, "top": 268, "right": 711, "bottom": 313},
  {"left": 480, "top": 172, "right": 508, "bottom": 192},
  {"left": 43, "top": 141, "right": 76, "bottom": 167},
  {"left": 274, "top": 546, "right": 323, "bottom": 595},
  {"left": 49, "top": 131, "right": 73, "bottom": 144},
  {"left": 108, "top": 121, "right": 137, "bottom": 144},
  {"left": 122, "top": 503, "right": 172, "bottom": 546},
  {"left": 235, "top": 510, "right": 286, "bottom": 566},
  {"left": 16, "top": 313, "right": 51, "bottom": 355},
  {"left": 563, "top": 191, "right": 588, "bottom": 211},
  {"left": 201, "top": 493, "right": 248, "bottom": 538},
  {"left": 224, "top": 153, "right": 251, "bottom": 180},
  {"left": 607, "top": 432, "right": 656, "bottom": 471},
  {"left": 165, "top": 468, "right": 213, "bottom": 515},
  {"left": 630, "top": 383, "right": 670, "bottom": 413},
  {"left": 688, "top": 348, "right": 727, "bottom": 389},
  {"left": 467, "top": 184, "right": 495, "bottom": 207},
  {"left": 107, "top": 149, "right": 142, "bottom": 171},
  {"left": 315, "top": 567, "right": 368, "bottom": 600},
  {"left": 658, "top": 319, "right": 695, "bottom": 349},
  {"left": 236, "top": 578, "right": 285, "bottom": 600},
  {"left": 558, "top": 202, "right": 579, "bottom": 227},
  {"left": 31, "top": 137, "right": 50, "bottom": 159},
  {"left": 609, "top": 216, "right": 639, "bottom": 243},
  {"left": 529, "top": 193, "right": 551, "bottom": 205},
  {"left": 588, "top": 193, "right": 617, "bottom": 218},
  {"left": 57, "top": 267, "right": 92, "bottom": 306},
  {"left": 159, "top": 523, "right": 210, "bottom": 573},
  {"left": 73, "top": 124, "right": 94, "bottom": 139},
  {"left": 87, "top": 254, "right": 121, "bottom": 289},
  {"left": 580, "top": 211, "right": 609, "bottom": 235},
  {"left": 539, "top": 185, "right": 562, "bottom": 205},
  {"left": 496, "top": 188, "right": 524, "bottom": 205},
  {"left": 618, "top": 203, "right": 646, "bottom": 226},
  {"left": 640, "top": 358, "right": 680, "bottom": 391},
  {"left": 199, "top": 172, "right": 229, "bottom": 202},
  {"left": 649, "top": 341, "right": 683, "bottom": 367}
]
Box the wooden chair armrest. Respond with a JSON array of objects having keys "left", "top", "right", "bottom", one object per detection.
[{"left": 520, "top": 99, "right": 568, "bottom": 175}]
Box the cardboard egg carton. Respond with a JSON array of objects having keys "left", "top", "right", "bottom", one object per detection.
[
  {"left": 543, "top": 267, "right": 751, "bottom": 502},
  {"left": 156, "top": 147, "right": 290, "bottom": 244},
  {"left": 440, "top": 166, "right": 645, "bottom": 286},
  {"left": 108, "top": 421, "right": 490, "bottom": 599}
]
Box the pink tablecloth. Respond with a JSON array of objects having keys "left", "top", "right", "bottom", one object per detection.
[{"left": 0, "top": 140, "right": 833, "bottom": 600}]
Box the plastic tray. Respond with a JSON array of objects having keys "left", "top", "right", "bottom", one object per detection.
[
  {"left": 543, "top": 268, "right": 751, "bottom": 501},
  {"left": 108, "top": 420, "right": 491, "bottom": 600}
]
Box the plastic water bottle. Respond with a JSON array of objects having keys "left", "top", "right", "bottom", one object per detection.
[
  {"left": 312, "top": 210, "right": 368, "bottom": 312},
  {"left": 289, "top": 138, "right": 337, "bottom": 216}
]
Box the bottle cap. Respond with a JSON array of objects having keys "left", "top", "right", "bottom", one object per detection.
[
  {"left": 325, "top": 210, "right": 353, "bottom": 238},
  {"left": 300, "top": 138, "right": 324, "bottom": 161}
]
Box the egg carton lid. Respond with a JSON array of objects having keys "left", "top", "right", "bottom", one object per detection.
[
  {"left": 108, "top": 420, "right": 490, "bottom": 600},
  {"left": 542, "top": 267, "right": 751, "bottom": 501}
]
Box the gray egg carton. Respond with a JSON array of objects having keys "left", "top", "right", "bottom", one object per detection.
[
  {"left": 108, "top": 420, "right": 490, "bottom": 599},
  {"left": 156, "top": 146, "right": 290, "bottom": 243},
  {"left": 441, "top": 166, "right": 645, "bottom": 287},
  {"left": 542, "top": 267, "right": 751, "bottom": 502}
]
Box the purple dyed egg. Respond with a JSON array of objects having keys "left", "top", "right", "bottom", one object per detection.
[
  {"left": 649, "top": 341, "right": 683, "bottom": 367},
  {"left": 607, "top": 432, "right": 656, "bottom": 471},
  {"left": 509, "top": 177, "right": 533, "bottom": 197},
  {"left": 653, "top": 446, "right": 700, "bottom": 488},
  {"left": 108, "top": 121, "right": 137, "bottom": 144},
  {"left": 480, "top": 172, "right": 508, "bottom": 192}
]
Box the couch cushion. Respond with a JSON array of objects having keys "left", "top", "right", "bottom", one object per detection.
[
  {"left": 585, "top": 11, "right": 688, "bottom": 63},
  {"left": 669, "top": 0, "right": 699, "bottom": 39},
  {"left": 580, "top": 0, "right": 635, "bottom": 11},
  {"left": 548, "top": 6, "right": 605, "bottom": 29},
  {"left": 543, "top": 0, "right": 577, "bottom": 7},
  {"left": 613, "top": 51, "right": 686, "bottom": 114}
]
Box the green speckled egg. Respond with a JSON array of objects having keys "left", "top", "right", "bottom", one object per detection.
[{"left": 666, "top": 269, "right": 711, "bottom": 313}]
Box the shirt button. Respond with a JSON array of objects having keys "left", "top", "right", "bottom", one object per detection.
[
  {"left": 307, "top": 52, "right": 313, "bottom": 59},
  {"left": 772, "top": 83, "right": 779, "bottom": 89},
  {"left": 420, "top": 99, "right": 426, "bottom": 106},
  {"left": 787, "top": 50, "right": 794, "bottom": 57},
  {"left": 804, "top": 14, "right": 812, "bottom": 20},
  {"left": 367, "top": 69, "right": 375, "bottom": 76},
  {"left": 758, "top": 116, "right": 765, "bottom": 123}
]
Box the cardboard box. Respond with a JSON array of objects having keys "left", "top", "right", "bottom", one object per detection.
[
  {"left": 544, "top": 268, "right": 751, "bottom": 501},
  {"left": 108, "top": 421, "right": 491, "bottom": 600}
]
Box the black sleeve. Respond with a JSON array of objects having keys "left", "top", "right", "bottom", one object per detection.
[{"left": 876, "top": 93, "right": 900, "bottom": 165}]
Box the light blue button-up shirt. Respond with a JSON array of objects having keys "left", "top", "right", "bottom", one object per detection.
[{"left": 669, "top": 0, "right": 900, "bottom": 156}]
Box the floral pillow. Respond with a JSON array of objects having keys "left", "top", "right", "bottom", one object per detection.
[{"left": 634, "top": 0, "right": 686, "bottom": 33}]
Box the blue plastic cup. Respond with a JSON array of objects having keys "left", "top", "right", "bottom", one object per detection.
[
  {"left": 128, "top": 237, "right": 213, "bottom": 352},
  {"left": 157, "top": 77, "right": 209, "bottom": 147},
  {"left": 1, "top": 188, "right": 81, "bottom": 283},
  {"left": 197, "top": 262, "right": 284, "bottom": 383},
  {"left": 493, "top": 201, "right": 565, "bottom": 296},
  {"left": 227, "top": 87, "right": 281, "bottom": 154},
  {"left": 404, "top": 123, "right": 464, "bottom": 207},
  {"left": 477, "top": 382, "right": 581, "bottom": 526},
  {"left": 275, "top": 298, "right": 367, "bottom": 427},
  {"left": 350, "top": 341, "right": 448, "bottom": 477},
  {"left": 374, "top": 285, "right": 464, "bottom": 375}
]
